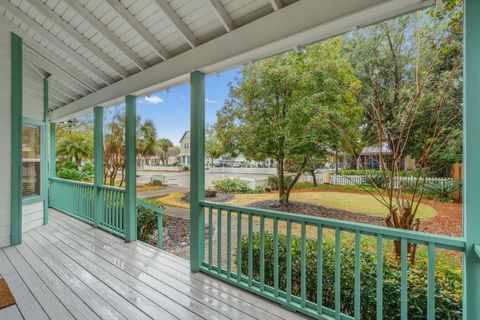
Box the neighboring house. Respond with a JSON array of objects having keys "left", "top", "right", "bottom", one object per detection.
[
  {"left": 332, "top": 144, "right": 416, "bottom": 171},
  {"left": 179, "top": 130, "right": 191, "bottom": 166}
]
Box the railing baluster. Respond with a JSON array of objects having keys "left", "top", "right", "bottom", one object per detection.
[
  {"left": 401, "top": 238, "right": 408, "bottom": 320},
  {"left": 377, "top": 235, "right": 383, "bottom": 320},
  {"left": 217, "top": 209, "right": 222, "bottom": 274},
  {"left": 113, "top": 189, "right": 118, "bottom": 231},
  {"left": 227, "top": 210, "right": 232, "bottom": 278},
  {"left": 260, "top": 216, "right": 265, "bottom": 291},
  {"left": 335, "top": 227, "right": 341, "bottom": 319},
  {"left": 208, "top": 207, "right": 213, "bottom": 271},
  {"left": 317, "top": 225, "right": 323, "bottom": 315},
  {"left": 301, "top": 222, "right": 307, "bottom": 308},
  {"left": 248, "top": 213, "right": 253, "bottom": 287},
  {"left": 286, "top": 220, "right": 292, "bottom": 303},
  {"left": 237, "top": 211, "right": 242, "bottom": 282},
  {"left": 354, "top": 231, "right": 361, "bottom": 320},
  {"left": 427, "top": 243, "right": 436, "bottom": 320},
  {"left": 273, "top": 217, "right": 279, "bottom": 297}
]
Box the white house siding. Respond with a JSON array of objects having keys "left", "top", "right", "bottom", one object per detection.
[
  {"left": 22, "top": 58, "right": 45, "bottom": 233},
  {"left": 0, "top": 30, "right": 11, "bottom": 247}
]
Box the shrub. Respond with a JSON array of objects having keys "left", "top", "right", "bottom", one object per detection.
[
  {"left": 238, "top": 232, "right": 462, "bottom": 319},
  {"left": 267, "top": 175, "right": 293, "bottom": 190},
  {"left": 136, "top": 200, "right": 164, "bottom": 243},
  {"left": 213, "top": 177, "right": 253, "bottom": 193},
  {"left": 56, "top": 161, "right": 94, "bottom": 181}
]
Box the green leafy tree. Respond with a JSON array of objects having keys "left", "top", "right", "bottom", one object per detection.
[
  {"left": 216, "top": 38, "right": 361, "bottom": 203},
  {"left": 205, "top": 124, "right": 224, "bottom": 165}
]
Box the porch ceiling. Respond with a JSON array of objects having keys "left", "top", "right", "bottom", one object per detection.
[{"left": 0, "top": 0, "right": 433, "bottom": 120}]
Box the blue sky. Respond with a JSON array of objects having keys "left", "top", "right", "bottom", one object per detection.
[{"left": 134, "top": 66, "right": 242, "bottom": 144}]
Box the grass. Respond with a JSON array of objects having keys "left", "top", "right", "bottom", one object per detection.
[
  {"left": 153, "top": 192, "right": 190, "bottom": 209},
  {"left": 229, "top": 191, "right": 437, "bottom": 220},
  {"left": 136, "top": 184, "right": 165, "bottom": 192}
]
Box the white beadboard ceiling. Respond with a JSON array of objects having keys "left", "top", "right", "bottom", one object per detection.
[{"left": 0, "top": 0, "right": 433, "bottom": 119}]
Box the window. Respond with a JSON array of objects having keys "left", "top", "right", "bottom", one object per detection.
[{"left": 22, "top": 125, "right": 41, "bottom": 198}]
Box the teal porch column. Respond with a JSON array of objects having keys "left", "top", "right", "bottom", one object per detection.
[
  {"left": 10, "top": 32, "right": 23, "bottom": 246},
  {"left": 190, "top": 71, "right": 206, "bottom": 272},
  {"left": 125, "top": 95, "right": 137, "bottom": 242},
  {"left": 94, "top": 107, "right": 104, "bottom": 227},
  {"left": 43, "top": 78, "right": 49, "bottom": 224},
  {"left": 49, "top": 122, "right": 56, "bottom": 179},
  {"left": 463, "top": 0, "right": 480, "bottom": 318}
]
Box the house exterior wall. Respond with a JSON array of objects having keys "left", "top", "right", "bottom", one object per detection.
[
  {"left": 22, "top": 62, "right": 45, "bottom": 233},
  {"left": 0, "top": 30, "right": 11, "bottom": 247},
  {"left": 179, "top": 130, "right": 191, "bottom": 166}
]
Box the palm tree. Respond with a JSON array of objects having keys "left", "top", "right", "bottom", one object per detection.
[
  {"left": 157, "top": 138, "right": 173, "bottom": 165},
  {"left": 137, "top": 119, "right": 158, "bottom": 165},
  {"left": 56, "top": 128, "right": 93, "bottom": 165}
]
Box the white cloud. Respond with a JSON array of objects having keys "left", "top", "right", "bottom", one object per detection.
[
  {"left": 205, "top": 98, "right": 218, "bottom": 104},
  {"left": 144, "top": 96, "right": 164, "bottom": 104}
]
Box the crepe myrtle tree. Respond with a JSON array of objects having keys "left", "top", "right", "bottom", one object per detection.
[
  {"left": 216, "top": 38, "right": 361, "bottom": 204},
  {"left": 340, "top": 1, "right": 463, "bottom": 263}
]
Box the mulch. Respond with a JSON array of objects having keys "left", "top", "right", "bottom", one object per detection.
[
  {"left": 180, "top": 192, "right": 235, "bottom": 204},
  {"left": 251, "top": 200, "right": 386, "bottom": 226},
  {"left": 148, "top": 215, "right": 212, "bottom": 251},
  {"left": 250, "top": 196, "right": 463, "bottom": 237}
]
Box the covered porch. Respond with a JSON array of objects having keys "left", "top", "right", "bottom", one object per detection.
[
  {"left": 1, "top": 209, "right": 304, "bottom": 320},
  {"left": 0, "top": 0, "right": 479, "bottom": 319}
]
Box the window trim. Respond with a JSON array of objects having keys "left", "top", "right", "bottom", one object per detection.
[{"left": 22, "top": 117, "right": 46, "bottom": 204}]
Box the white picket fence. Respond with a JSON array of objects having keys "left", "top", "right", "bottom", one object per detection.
[{"left": 330, "top": 174, "right": 454, "bottom": 189}]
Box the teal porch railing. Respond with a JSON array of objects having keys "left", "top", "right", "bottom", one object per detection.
[
  {"left": 199, "top": 200, "right": 466, "bottom": 320},
  {"left": 49, "top": 177, "right": 95, "bottom": 223},
  {"left": 49, "top": 177, "right": 164, "bottom": 248}
]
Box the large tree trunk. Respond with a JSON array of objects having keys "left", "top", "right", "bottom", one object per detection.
[
  {"left": 384, "top": 203, "right": 421, "bottom": 264},
  {"left": 277, "top": 156, "right": 285, "bottom": 203},
  {"left": 284, "top": 157, "right": 308, "bottom": 203},
  {"left": 310, "top": 170, "right": 317, "bottom": 186}
]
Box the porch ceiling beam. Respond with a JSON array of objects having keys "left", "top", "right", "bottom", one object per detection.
[
  {"left": 23, "top": 49, "right": 90, "bottom": 96},
  {"left": 0, "top": 14, "right": 100, "bottom": 92},
  {"left": 270, "top": 0, "right": 284, "bottom": 11},
  {"left": 48, "top": 79, "right": 82, "bottom": 101},
  {"left": 50, "top": 90, "right": 73, "bottom": 105},
  {"left": 208, "top": 0, "right": 236, "bottom": 32},
  {"left": 0, "top": 1, "right": 114, "bottom": 85},
  {"left": 49, "top": 90, "right": 69, "bottom": 105},
  {"left": 51, "top": 0, "right": 433, "bottom": 121},
  {"left": 0, "top": 17, "right": 100, "bottom": 93},
  {"left": 105, "top": 0, "right": 171, "bottom": 61},
  {"left": 152, "top": 0, "right": 199, "bottom": 47},
  {"left": 27, "top": 0, "right": 130, "bottom": 78},
  {"left": 64, "top": 0, "right": 149, "bottom": 70}
]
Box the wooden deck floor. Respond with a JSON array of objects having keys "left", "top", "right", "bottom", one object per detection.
[{"left": 0, "top": 209, "right": 307, "bottom": 320}]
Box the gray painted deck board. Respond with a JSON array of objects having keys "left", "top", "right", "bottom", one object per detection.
[
  {"left": 1, "top": 210, "right": 307, "bottom": 320},
  {"left": 50, "top": 210, "right": 307, "bottom": 320},
  {"left": 0, "top": 305, "right": 23, "bottom": 320}
]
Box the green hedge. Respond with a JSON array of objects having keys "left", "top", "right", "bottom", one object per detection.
[
  {"left": 213, "top": 177, "right": 264, "bottom": 193},
  {"left": 267, "top": 175, "right": 293, "bottom": 190},
  {"left": 136, "top": 200, "right": 164, "bottom": 243},
  {"left": 238, "top": 232, "right": 462, "bottom": 319}
]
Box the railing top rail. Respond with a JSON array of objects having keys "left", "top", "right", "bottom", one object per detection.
[
  {"left": 49, "top": 176, "right": 94, "bottom": 187},
  {"left": 200, "top": 200, "right": 466, "bottom": 251},
  {"left": 137, "top": 198, "right": 164, "bottom": 215},
  {"left": 98, "top": 184, "right": 125, "bottom": 192}
]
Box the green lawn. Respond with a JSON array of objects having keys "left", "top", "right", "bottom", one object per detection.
[{"left": 229, "top": 191, "right": 437, "bottom": 220}]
